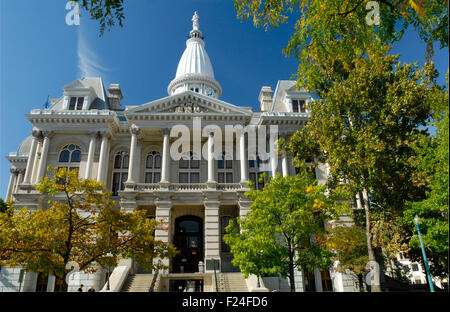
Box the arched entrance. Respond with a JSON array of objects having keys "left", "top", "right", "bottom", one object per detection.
[{"left": 173, "top": 215, "right": 203, "bottom": 273}]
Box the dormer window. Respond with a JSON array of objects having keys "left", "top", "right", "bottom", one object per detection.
[
  {"left": 292, "top": 99, "right": 306, "bottom": 113},
  {"left": 69, "top": 97, "right": 84, "bottom": 110}
]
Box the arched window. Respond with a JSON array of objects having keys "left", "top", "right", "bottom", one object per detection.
[
  {"left": 179, "top": 151, "right": 200, "bottom": 183},
  {"left": 218, "top": 152, "right": 233, "bottom": 183},
  {"left": 112, "top": 151, "right": 129, "bottom": 195},
  {"left": 145, "top": 151, "right": 161, "bottom": 183},
  {"left": 57, "top": 144, "right": 81, "bottom": 178}
]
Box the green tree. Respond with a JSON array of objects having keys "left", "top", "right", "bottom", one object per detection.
[
  {"left": 284, "top": 50, "right": 443, "bottom": 291},
  {"left": 0, "top": 167, "right": 177, "bottom": 289},
  {"left": 224, "top": 171, "right": 348, "bottom": 292},
  {"left": 326, "top": 224, "right": 369, "bottom": 291}
]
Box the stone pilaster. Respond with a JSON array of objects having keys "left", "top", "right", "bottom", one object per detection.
[
  {"left": 154, "top": 200, "right": 172, "bottom": 272},
  {"left": 84, "top": 132, "right": 97, "bottom": 179},
  {"left": 204, "top": 198, "right": 220, "bottom": 272},
  {"left": 22, "top": 127, "right": 40, "bottom": 185},
  {"left": 160, "top": 128, "right": 170, "bottom": 184},
  {"left": 97, "top": 131, "right": 110, "bottom": 183},
  {"left": 126, "top": 124, "right": 140, "bottom": 184},
  {"left": 37, "top": 131, "right": 51, "bottom": 180}
]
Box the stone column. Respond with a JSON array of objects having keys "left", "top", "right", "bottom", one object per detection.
[
  {"left": 270, "top": 150, "right": 278, "bottom": 178},
  {"left": 84, "top": 132, "right": 97, "bottom": 179},
  {"left": 14, "top": 169, "right": 24, "bottom": 194},
  {"left": 22, "top": 128, "right": 41, "bottom": 185},
  {"left": 5, "top": 168, "right": 18, "bottom": 200},
  {"left": 282, "top": 154, "right": 289, "bottom": 177},
  {"left": 31, "top": 138, "right": 43, "bottom": 184},
  {"left": 154, "top": 200, "right": 172, "bottom": 272},
  {"left": 126, "top": 125, "right": 140, "bottom": 184},
  {"left": 37, "top": 131, "right": 51, "bottom": 180},
  {"left": 207, "top": 132, "right": 215, "bottom": 183},
  {"left": 314, "top": 267, "right": 323, "bottom": 292},
  {"left": 97, "top": 132, "right": 110, "bottom": 183},
  {"left": 204, "top": 199, "right": 220, "bottom": 272},
  {"left": 160, "top": 129, "right": 170, "bottom": 183},
  {"left": 239, "top": 132, "right": 248, "bottom": 184}
]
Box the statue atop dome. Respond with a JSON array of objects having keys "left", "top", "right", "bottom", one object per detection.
[{"left": 192, "top": 11, "right": 199, "bottom": 31}]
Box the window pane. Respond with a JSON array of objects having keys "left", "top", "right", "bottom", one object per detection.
[
  {"left": 218, "top": 159, "right": 224, "bottom": 169},
  {"left": 179, "top": 172, "right": 189, "bottom": 183},
  {"left": 71, "top": 150, "right": 81, "bottom": 162},
  {"left": 292, "top": 100, "right": 299, "bottom": 112},
  {"left": 190, "top": 159, "right": 200, "bottom": 169},
  {"left": 258, "top": 173, "right": 265, "bottom": 190},
  {"left": 249, "top": 172, "right": 256, "bottom": 186},
  {"left": 249, "top": 159, "right": 255, "bottom": 168},
  {"left": 154, "top": 155, "right": 161, "bottom": 169},
  {"left": 153, "top": 172, "right": 161, "bottom": 183},
  {"left": 225, "top": 160, "right": 233, "bottom": 169},
  {"left": 121, "top": 173, "right": 128, "bottom": 190},
  {"left": 299, "top": 100, "right": 306, "bottom": 113},
  {"left": 59, "top": 150, "right": 70, "bottom": 162},
  {"left": 190, "top": 172, "right": 199, "bottom": 183},
  {"left": 114, "top": 155, "right": 122, "bottom": 168},
  {"left": 122, "top": 155, "right": 129, "bottom": 169},
  {"left": 226, "top": 172, "right": 233, "bottom": 183},
  {"left": 146, "top": 155, "right": 153, "bottom": 168},
  {"left": 218, "top": 172, "right": 225, "bottom": 183},
  {"left": 69, "top": 97, "right": 76, "bottom": 110},
  {"left": 179, "top": 220, "right": 199, "bottom": 233},
  {"left": 179, "top": 159, "right": 189, "bottom": 169},
  {"left": 145, "top": 172, "right": 152, "bottom": 184},
  {"left": 112, "top": 173, "right": 121, "bottom": 195},
  {"left": 76, "top": 97, "right": 84, "bottom": 110}
]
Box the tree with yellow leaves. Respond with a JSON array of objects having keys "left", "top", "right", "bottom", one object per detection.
[{"left": 0, "top": 167, "right": 178, "bottom": 290}]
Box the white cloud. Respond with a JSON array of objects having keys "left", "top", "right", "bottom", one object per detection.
[{"left": 77, "top": 26, "right": 109, "bottom": 79}]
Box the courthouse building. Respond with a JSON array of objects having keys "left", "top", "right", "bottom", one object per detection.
[{"left": 1, "top": 13, "right": 357, "bottom": 292}]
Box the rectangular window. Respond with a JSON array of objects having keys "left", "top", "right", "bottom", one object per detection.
[
  {"left": 145, "top": 173, "right": 152, "bottom": 184},
  {"left": 226, "top": 172, "right": 233, "bottom": 183},
  {"left": 218, "top": 159, "right": 224, "bottom": 169},
  {"left": 225, "top": 160, "right": 233, "bottom": 169},
  {"left": 112, "top": 172, "right": 121, "bottom": 195},
  {"left": 179, "top": 172, "right": 189, "bottom": 183},
  {"left": 299, "top": 100, "right": 306, "bottom": 113},
  {"left": 153, "top": 172, "right": 161, "bottom": 183},
  {"left": 190, "top": 172, "right": 200, "bottom": 183},
  {"left": 190, "top": 159, "right": 200, "bottom": 169},
  {"left": 180, "top": 159, "right": 189, "bottom": 169},
  {"left": 249, "top": 172, "right": 257, "bottom": 187},
  {"left": 68, "top": 97, "right": 84, "bottom": 110},
  {"left": 292, "top": 100, "right": 299, "bottom": 112},
  {"left": 121, "top": 173, "right": 128, "bottom": 191},
  {"left": 218, "top": 172, "right": 225, "bottom": 183},
  {"left": 76, "top": 97, "right": 84, "bottom": 110}
]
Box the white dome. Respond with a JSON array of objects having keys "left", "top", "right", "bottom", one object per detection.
[{"left": 175, "top": 38, "right": 215, "bottom": 79}]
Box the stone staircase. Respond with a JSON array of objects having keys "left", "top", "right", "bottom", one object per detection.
[
  {"left": 121, "top": 274, "right": 155, "bottom": 292},
  {"left": 217, "top": 272, "right": 249, "bottom": 292}
]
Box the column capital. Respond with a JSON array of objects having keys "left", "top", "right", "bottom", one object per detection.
[
  {"left": 99, "top": 131, "right": 111, "bottom": 139},
  {"left": 31, "top": 127, "right": 41, "bottom": 138},
  {"left": 161, "top": 128, "right": 170, "bottom": 136},
  {"left": 10, "top": 167, "right": 19, "bottom": 175},
  {"left": 130, "top": 124, "right": 140, "bottom": 135},
  {"left": 89, "top": 131, "right": 99, "bottom": 138}
]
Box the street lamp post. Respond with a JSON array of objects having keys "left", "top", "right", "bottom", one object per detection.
[{"left": 414, "top": 215, "right": 435, "bottom": 292}]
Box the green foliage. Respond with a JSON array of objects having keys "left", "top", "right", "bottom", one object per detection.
[
  {"left": 0, "top": 198, "right": 7, "bottom": 214},
  {"left": 326, "top": 224, "right": 368, "bottom": 276},
  {"left": 401, "top": 105, "right": 449, "bottom": 277},
  {"left": 234, "top": 0, "right": 448, "bottom": 95},
  {"left": 224, "top": 172, "right": 349, "bottom": 291},
  {"left": 73, "top": 0, "right": 125, "bottom": 36},
  {"left": 0, "top": 167, "right": 177, "bottom": 281}
]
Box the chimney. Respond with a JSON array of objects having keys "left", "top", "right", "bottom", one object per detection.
[
  {"left": 258, "top": 86, "right": 273, "bottom": 112},
  {"left": 108, "top": 84, "right": 123, "bottom": 110}
]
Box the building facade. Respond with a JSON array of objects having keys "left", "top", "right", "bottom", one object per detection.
[{"left": 1, "top": 12, "right": 358, "bottom": 292}]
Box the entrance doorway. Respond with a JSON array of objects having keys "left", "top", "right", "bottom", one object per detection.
[
  {"left": 169, "top": 279, "right": 203, "bottom": 292},
  {"left": 173, "top": 216, "right": 203, "bottom": 273}
]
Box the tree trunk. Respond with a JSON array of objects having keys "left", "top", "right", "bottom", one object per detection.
[
  {"left": 362, "top": 188, "right": 381, "bottom": 292},
  {"left": 357, "top": 274, "right": 365, "bottom": 292},
  {"left": 288, "top": 252, "right": 296, "bottom": 292}
]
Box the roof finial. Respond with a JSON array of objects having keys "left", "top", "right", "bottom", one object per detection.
[{"left": 192, "top": 11, "right": 199, "bottom": 31}]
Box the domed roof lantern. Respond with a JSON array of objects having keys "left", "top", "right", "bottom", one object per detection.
[{"left": 168, "top": 12, "right": 222, "bottom": 98}]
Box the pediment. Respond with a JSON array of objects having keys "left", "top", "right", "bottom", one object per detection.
[{"left": 126, "top": 91, "right": 252, "bottom": 116}]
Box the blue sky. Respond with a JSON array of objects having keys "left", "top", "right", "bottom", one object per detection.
[{"left": 0, "top": 0, "right": 448, "bottom": 198}]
